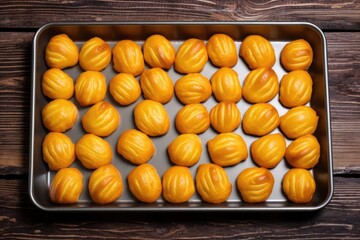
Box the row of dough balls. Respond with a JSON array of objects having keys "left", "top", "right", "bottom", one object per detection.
[
  {"left": 45, "top": 33, "right": 313, "bottom": 75},
  {"left": 41, "top": 97, "right": 319, "bottom": 143},
  {"left": 43, "top": 128, "right": 320, "bottom": 173},
  {"left": 50, "top": 163, "right": 315, "bottom": 205},
  {"left": 42, "top": 62, "right": 313, "bottom": 109}
]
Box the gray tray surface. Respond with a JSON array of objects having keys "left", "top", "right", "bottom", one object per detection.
[{"left": 30, "top": 22, "right": 333, "bottom": 211}]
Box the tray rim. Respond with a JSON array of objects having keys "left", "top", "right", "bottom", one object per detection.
[{"left": 29, "top": 21, "right": 333, "bottom": 212}]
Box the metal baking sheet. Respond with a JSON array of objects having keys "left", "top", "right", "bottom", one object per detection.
[{"left": 30, "top": 22, "right": 333, "bottom": 211}]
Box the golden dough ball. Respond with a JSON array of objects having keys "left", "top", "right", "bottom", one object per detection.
[
  {"left": 279, "top": 70, "right": 313, "bottom": 108},
  {"left": 195, "top": 163, "right": 232, "bottom": 204},
  {"left": 281, "top": 39, "right": 313, "bottom": 71},
  {"left": 174, "top": 73, "right": 212, "bottom": 105},
  {"left": 75, "top": 71, "right": 107, "bottom": 107},
  {"left": 140, "top": 68, "right": 174, "bottom": 104},
  {"left": 42, "top": 132, "right": 75, "bottom": 171},
  {"left": 88, "top": 164, "right": 123, "bottom": 204},
  {"left": 282, "top": 168, "right": 316, "bottom": 203},
  {"left": 134, "top": 100, "right": 170, "bottom": 136},
  {"left": 75, "top": 134, "right": 112, "bottom": 169},
  {"left": 162, "top": 166, "right": 195, "bottom": 203},
  {"left": 143, "top": 34, "right": 175, "bottom": 70},
  {"left": 174, "top": 38, "right": 208, "bottom": 74},
  {"left": 117, "top": 129, "right": 155, "bottom": 165},
  {"left": 49, "top": 168, "right": 83, "bottom": 204},
  {"left": 240, "top": 35, "right": 276, "bottom": 69},
  {"left": 167, "top": 134, "right": 202, "bottom": 167},
  {"left": 42, "top": 99, "right": 78, "bottom": 132},
  {"left": 210, "top": 101, "right": 241, "bottom": 133},
  {"left": 242, "top": 103, "right": 280, "bottom": 136},
  {"left": 206, "top": 33, "right": 238, "bottom": 68},
  {"left": 242, "top": 68, "right": 279, "bottom": 103},
  {"left": 82, "top": 101, "right": 120, "bottom": 137},
  {"left": 251, "top": 133, "right": 286, "bottom": 169},
  {"left": 45, "top": 34, "right": 78, "bottom": 69},
  {"left": 175, "top": 103, "right": 210, "bottom": 134},
  {"left": 207, "top": 132, "right": 248, "bottom": 167},
  {"left": 42, "top": 68, "right": 74, "bottom": 100},
  {"left": 210, "top": 67, "right": 242, "bottom": 102},
  {"left": 127, "top": 163, "right": 162, "bottom": 203},
  {"left": 285, "top": 134, "right": 320, "bottom": 169},
  {"left": 109, "top": 73, "right": 141, "bottom": 106},
  {"left": 79, "top": 37, "right": 111, "bottom": 71},
  {"left": 236, "top": 167, "right": 274, "bottom": 203},
  {"left": 280, "top": 106, "right": 318, "bottom": 139},
  {"left": 112, "top": 40, "right": 144, "bottom": 76}
]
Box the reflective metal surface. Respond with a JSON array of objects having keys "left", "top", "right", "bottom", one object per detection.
[{"left": 30, "top": 22, "right": 333, "bottom": 211}]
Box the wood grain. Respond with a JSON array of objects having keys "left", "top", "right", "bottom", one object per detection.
[
  {"left": 0, "top": 32, "right": 33, "bottom": 176},
  {"left": 327, "top": 32, "right": 360, "bottom": 171},
  {"left": 0, "top": 177, "right": 359, "bottom": 239},
  {"left": 1, "top": 31, "right": 360, "bottom": 175},
  {"left": 0, "top": 0, "right": 359, "bottom": 30}
]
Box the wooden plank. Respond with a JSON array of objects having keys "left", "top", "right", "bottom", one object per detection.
[
  {"left": 0, "top": 177, "right": 359, "bottom": 238},
  {"left": 326, "top": 32, "right": 360, "bottom": 171},
  {"left": 0, "top": 0, "right": 359, "bottom": 30},
  {"left": 0, "top": 32, "right": 33, "bottom": 176},
  {"left": 0, "top": 31, "right": 360, "bottom": 175}
]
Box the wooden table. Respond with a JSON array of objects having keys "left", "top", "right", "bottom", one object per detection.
[{"left": 1, "top": 0, "right": 360, "bottom": 238}]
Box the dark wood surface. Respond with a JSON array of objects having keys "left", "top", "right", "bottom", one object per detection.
[{"left": 1, "top": 0, "right": 360, "bottom": 238}]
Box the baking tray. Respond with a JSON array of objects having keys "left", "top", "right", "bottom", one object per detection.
[{"left": 30, "top": 22, "right": 333, "bottom": 211}]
